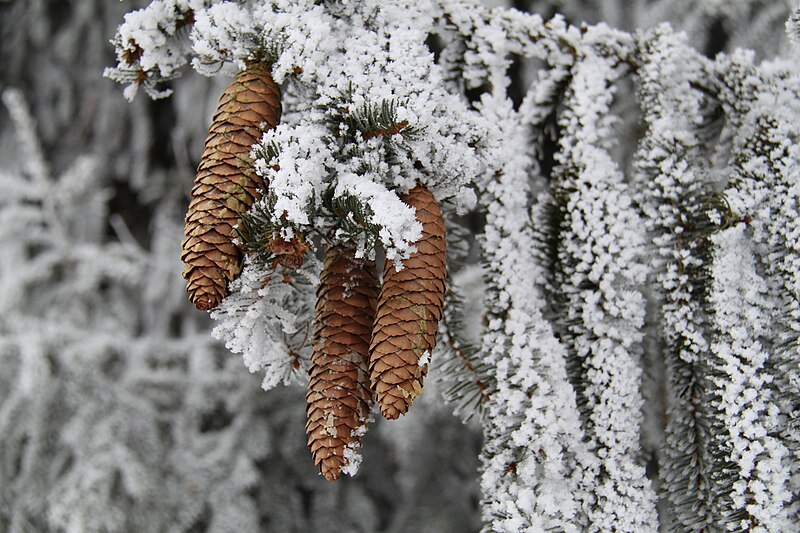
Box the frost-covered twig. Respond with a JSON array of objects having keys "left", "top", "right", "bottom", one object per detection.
[
  {"left": 104, "top": 0, "right": 213, "bottom": 100},
  {"left": 1, "top": 89, "right": 49, "bottom": 185},
  {"left": 633, "top": 25, "right": 719, "bottom": 530},
  {"left": 707, "top": 226, "right": 792, "bottom": 531},
  {"left": 478, "top": 92, "right": 588, "bottom": 533},
  {"left": 550, "top": 42, "right": 657, "bottom": 531},
  {"left": 713, "top": 51, "right": 800, "bottom": 522},
  {"left": 210, "top": 258, "right": 317, "bottom": 391}
]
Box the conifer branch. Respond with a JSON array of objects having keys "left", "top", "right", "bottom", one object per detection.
[
  {"left": 716, "top": 102, "right": 800, "bottom": 526},
  {"left": 322, "top": 189, "right": 383, "bottom": 254},
  {"left": 549, "top": 48, "right": 657, "bottom": 530},
  {"left": 435, "top": 278, "right": 494, "bottom": 421},
  {"left": 105, "top": 0, "right": 201, "bottom": 100},
  {"left": 633, "top": 26, "right": 726, "bottom": 530},
  {"left": 89, "top": 2, "right": 800, "bottom": 529},
  {"left": 342, "top": 99, "right": 419, "bottom": 141},
  {"left": 476, "top": 92, "right": 588, "bottom": 530},
  {"left": 236, "top": 195, "right": 310, "bottom": 272}
]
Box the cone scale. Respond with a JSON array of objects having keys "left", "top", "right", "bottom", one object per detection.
[
  {"left": 181, "top": 62, "right": 281, "bottom": 311},
  {"left": 305, "top": 246, "right": 378, "bottom": 480},
  {"left": 369, "top": 184, "right": 447, "bottom": 420}
]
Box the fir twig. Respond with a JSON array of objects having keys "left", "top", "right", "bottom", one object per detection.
[
  {"left": 343, "top": 99, "right": 419, "bottom": 141},
  {"left": 236, "top": 195, "right": 310, "bottom": 271},
  {"left": 320, "top": 188, "right": 383, "bottom": 255},
  {"left": 437, "top": 284, "right": 494, "bottom": 421}
]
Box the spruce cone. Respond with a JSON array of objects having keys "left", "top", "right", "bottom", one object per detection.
[
  {"left": 305, "top": 246, "right": 378, "bottom": 481},
  {"left": 369, "top": 185, "right": 447, "bottom": 420},
  {"left": 181, "top": 62, "right": 281, "bottom": 311}
]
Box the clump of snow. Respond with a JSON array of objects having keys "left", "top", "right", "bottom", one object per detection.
[
  {"left": 190, "top": 2, "right": 333, "bottom": 80},
  {"left": 191, "top": 2, "right": 257, "bottom": 72},
  {"left": 333, "top": 173, "right": 422, "bottom": 263},
  {"left": 118, "top": 0, "right": 205, "bottom": 75},
  {"left": 253, "top": 122, "right": 332, "bottom": 229},
  {"left": 340, "top": 442, "right": 363, "bottom": 477},
  {"left": 340, "top": 416, "right": 371, "bottom": 478},
  {"left": 323, "top": 412, "right": 338, "bottom": 437},
  {"left": 418, "top": 350, "right": 431, "bottom": 368}
]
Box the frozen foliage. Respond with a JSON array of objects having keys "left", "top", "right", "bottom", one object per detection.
[
  {"left": 4, "top": 0, "right": 798, "bottom": 530},
  {"left": 551, "top": 0, "right": 793, "bottom": 60},
  {"left": 432, "top": 236, "right": 494, "bottom": 421},
  {"left": 105, "top": 0, "right": 215, "bottom": 100},
  {"left": 210, "top": 260, "right": 317, "bottom": 391},
  {"left": 0, "top": 89, "right": 159, "bottom": 533},
  {"left": 2, "top": 1, "right": 485, "bottom": 531},
  {"left": 0, "top": 89, "right": 144, "bottom": 326},
  {"left": 0, "top": 84, "right": 282, "bottom": 532},
  {"left": 429, "top": 3, "right": 659, "bottom": 529},
  {"left": 105, "top": 0, "right": 800, "bottom": 529},
  {"left": 550, "top": 43, "right": 657, "bottom": 531},
  {"left": 332, "top": 173, "right": 422, "bottom": 262},
  {"left": 713, "top": 56, "right": 800, "bottom": 524},
  {"left": 253, "top": 122, "right": 333, "bottom": 230},
  {"left": 477, "top": 92, "right": 589, "bottom": 533},
  {"left": 633, "top": 26, "right": 719, "bottom": 530},
  {"left": 191, "top": 1, "right": 332, "bottom": 81},
  {"left": 701, "top": 27, "right": 799, "bottom": 502},
  {"left": 708, "top": 226, "right": 792, "bottom": 531}
]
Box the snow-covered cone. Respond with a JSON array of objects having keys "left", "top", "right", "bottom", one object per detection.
[
  {"left": 182, "top": 62, "right": 281, "bottom": 311},
  {"left": 370, "top": 185, "right": 446, "bottom": 420},
  {"left": 306, "top": 246, "right": 378, "bottom": 480}
]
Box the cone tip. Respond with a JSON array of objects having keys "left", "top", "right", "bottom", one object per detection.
[
  {"left": 322, "top": 469, "right": 340, "bottom": 481},
  {"left": 192, "top": 294, "right": 219, "bottom": 311},
  {"left": 380, "top": 405, "right": 404, "bottom": 420}
]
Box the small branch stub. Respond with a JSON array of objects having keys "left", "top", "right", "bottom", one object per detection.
[
  {"left": 369, "top": 184, "right": 447, "bottom": 419},
  {"left": 181, "top": 62, "right": 282, "bottom": 310},
  {"left": 305, "top": 245, "right": 378, "bottom": 480}
]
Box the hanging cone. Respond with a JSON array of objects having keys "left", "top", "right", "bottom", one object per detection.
[
  {"left": 305, "top": 246, "right": 378, "bottom": 480},
  {"left": 181, "top": 62, "right": 281, "bottom": 311},
  {"left": 369, "top": 184, "right": 447, "bottom": 420}
]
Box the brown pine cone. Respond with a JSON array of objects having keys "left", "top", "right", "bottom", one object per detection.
[
  {"left": 181, "top": 62, "right": 281, "bottom": 311},
  {"left": 369, "top": 184, "right": 447, "bottom": 420},
  {"left": 305, "top": 246, "right": 378, "bottom": 481}
]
